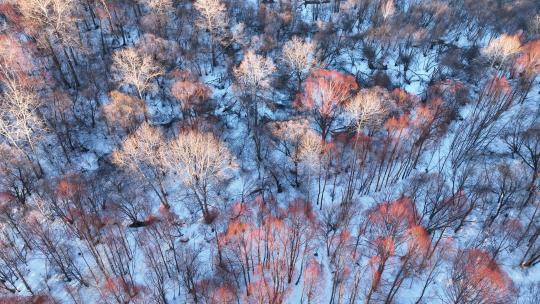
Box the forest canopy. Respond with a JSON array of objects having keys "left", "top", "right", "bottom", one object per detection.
[{"left": 0, "top": 0, "right": 539, "bottom": 303}]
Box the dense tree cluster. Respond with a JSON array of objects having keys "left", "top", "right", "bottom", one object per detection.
[{"left": 0, "top": 0, "right": 539, "bottom": 303}]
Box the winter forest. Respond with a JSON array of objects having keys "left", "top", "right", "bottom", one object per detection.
[{"left": 0, "top": 0, "right": 540, "bottom": 303}]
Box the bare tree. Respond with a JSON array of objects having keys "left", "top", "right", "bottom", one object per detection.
[
  {"left": 234, "top": 49, "right": 276, "bottom": 125},
  {"left": 193, "top": 0, "right": 228, "bottom": 67},
  {"left": 170, "top": 72, "right": 211, "bottom": 124},
  {"left": 17, "top": 0, "right": 79, "bottom": 46},
  {"left": 281, "top": 37, "right": 318, "bottom": 90},
  {"left": 111, "top": 47, "right": 164, "bottom": 101},
  {"left": 27, "top": 211, "right": 88, "bottom": 286},
  {"left": 139, "top": 0, "right": 174, "bottom": 36},
  {"left": 234, "top": 48, "right": 275, "bottom": 132},
  {"left": 102, "top": 90, "right": 146, "bottom": 136},
  {"left": 165, "top": 130, "right": 234, "bottom": 219},
  {"left": 444, "top": 249, "right": 516, "bottom": 304},
  {"left": 113, "top": 123, "right": 170, "bottom": 207},
  {"left": 0, "top": 75, "right": 44, "bottom": 173},
  {"left": 341, "top": 87, "right": 389, "bottom": 203},
  {"left": 234, "top": 50, "right": 276, "bottom": 166},
  {"left": 482, "top": 33, "right": 521, "bottom": 69},
  {"left": 269, "top": 119, "right": 311, "bottom": 188},
  {"left": 504, "top": 116, "right": 540, "bottom": 208},
  {"left": 0, "top": 144, "right": 38, "bottom": 205},
  {"left": 345, "top": 87, "right": 389, "bottom": 133},
  {"left": 141, "top": 0, "right": 173, "bottom": 15},
  {"left": 17, "top": 0, "right": 81, "bottom": 87},
  {"left": 299, "top": 129, "right": 333, "bottom": 208},
  {"left": 294, "top": 69, "right": 358, "bottom": 141}
]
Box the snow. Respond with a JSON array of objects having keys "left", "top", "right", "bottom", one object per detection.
[
  {"left": 2, "top": 0, "right": 539, "bottom": 303},
  {"left": 74, "top": 152, "right": 99, "bottom": 172}
]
